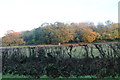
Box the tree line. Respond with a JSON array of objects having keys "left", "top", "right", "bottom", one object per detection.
[{"left": 1, "top": 20, "right": 119, "bottom": 46}]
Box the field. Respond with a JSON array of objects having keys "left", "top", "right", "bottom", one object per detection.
[{"left": 2, "top": 74, "right": 120, "bottom": 80}]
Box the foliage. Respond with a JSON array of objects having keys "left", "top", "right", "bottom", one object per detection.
[
  {"left": 2, "top": 43, "right": 120, "bottom": 78},
  {"left": 2, "top": 20, "right": 120, "bottom": 46},
  {"left": 75, "top": 26, "right": 99, "bottom": 43},
  {"left": 43, "top": 23, "right": 74, "bottom": 44},
  {"left": 95, "top": 22, "right": 119, "bottom": 41},
  {"left": 2, "top": 30, "right": 25, "bottom": 46}
]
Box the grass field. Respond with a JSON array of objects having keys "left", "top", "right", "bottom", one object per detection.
[
  {"left": 2, "top": 74, "right": 120, "bottom": 80},
  {"left": 0, "top": 42, "right": 110, "bottom": 48}
]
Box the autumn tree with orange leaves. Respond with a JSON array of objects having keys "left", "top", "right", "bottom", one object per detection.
[
  {"left": 43, "top": 22, "right": 74, "bottom": 44},
  {"left": 2, "top": 30, "right": 26, "bottom": 46},
  {"left": 71, "top": 23, "right": 99, "bottom": 43},
  {"left": 80, "top": 27, "right": 99, "bottom": 43}
]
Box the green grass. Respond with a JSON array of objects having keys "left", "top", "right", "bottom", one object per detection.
[
  {"left": 2, "top": 74, "right": 120, "bottom": 80},
  {"left": 2, "top": 74, "right": 32, "bottom": 78},
  {"left": 0, "top": 44, "right": 59, "bottom": 48}
]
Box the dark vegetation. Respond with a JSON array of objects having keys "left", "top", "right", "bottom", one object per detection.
[
  {"left": 1, "top": 20, "right": 119, "bottom": 46},
  {"left": 2, "top": 43, "right": 120, "bottom": 78},
  {"left": 1, "top": 20, "right": 120, "bottom": 79}
]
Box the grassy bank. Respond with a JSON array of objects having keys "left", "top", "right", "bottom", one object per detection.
[{"left": 2, "top": 74, "right": 120, "bottom": 80}]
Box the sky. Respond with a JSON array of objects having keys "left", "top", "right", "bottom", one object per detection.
[{"left": 0, "top": 0, "right": 119, "bottom": 37}]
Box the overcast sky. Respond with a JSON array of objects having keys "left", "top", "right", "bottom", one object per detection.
[{"left": 0, "top": 0, "right": 119, "bottom": 37}]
